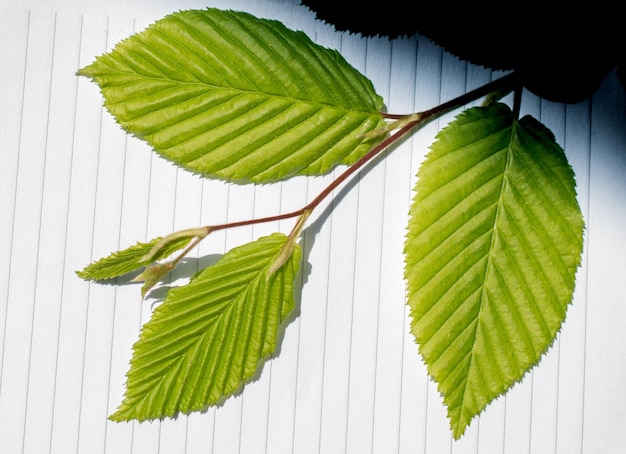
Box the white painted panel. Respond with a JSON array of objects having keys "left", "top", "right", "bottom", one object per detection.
[{"left": 2, "top": 1, "right": 625, "bottom": 453}]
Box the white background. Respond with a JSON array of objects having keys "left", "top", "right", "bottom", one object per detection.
[{"left": 1, "top": 1, "right": 625, "bottom": 452}]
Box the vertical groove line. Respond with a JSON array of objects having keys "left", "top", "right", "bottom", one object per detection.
[
  {"left": 396, "top": 37, "right": 417, "bottom": 454},
  {"left": 316, "top": 32, "right": 339, "bottom": 454},
  {"left": 103, "top": 96, "right": 132, "bottom": 454},
  {"left": 50, "top": 11, "right": 84, "bottom": 454},
  {"left": 370, "top": 39, "right": 393, "bottom": 453},
  {"left": 132, "top": 18, "right": 152, "bottom": 454},
  {"left": 266, "top": 181, "right": 285, "bottom": 453},
  {"left": 236, "top": 181, "right": 257, "bottom": 454},
  {"left": 342, "top": 36, "right": 365, "bottom": 454},
  {"left": 290, "top": 170, "right": 312, "bottom": 454},
  {"left": 22, "top": 10, "right": 58, "bottom": 453},
  {"left": 553, "top": 104, "right": 566, "bottom": 454},
  {"left": 0, "top": 7, "right": 30, "bottom": 398},
  {"left": 579, "top": 97, "right": 593, "bottom": 454},
  {"left": 422, "top": 45, "right": 444, "bottom": 454},
  {"left": 75, "top": 14, "right": 108, "bottom": 454}
]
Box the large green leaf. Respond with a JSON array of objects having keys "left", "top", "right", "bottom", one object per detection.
[
  {"left": 404, "top": 103, "right": 584, "bottom": 438},
  {"left": 110, "top": 233, "right": 301, "bottom": 421},
  {"left": 78, "top": 8, "right": 385, "bottom": 183}
]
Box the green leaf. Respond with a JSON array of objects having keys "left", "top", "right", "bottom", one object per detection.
[
  {"left": 76, "top": 235, "right": 193, "bottom": 281},
  {"left": 404, "top": 103, "right": 584, "bottom": 438},
  {"left": 78, "top": 8, "right": 386, "bottom": 183},
  {"left": 110, "top": 232, "right": 302, "bottom": 421}
]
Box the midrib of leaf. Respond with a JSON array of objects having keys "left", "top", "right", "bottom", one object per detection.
[
  {"left": 98, "top": 10, "right": 376, "bottom": 111},
  {"left": 405, "top": 103, "right": 584, "bottom": 439},
  {"left": 452, "top": 123, "right": 520, "bottom": 430},
  {"left": 94, "top": 65, "right": 379, "bottom": 177},
  {"left": 103, "top": 69, "right": 373, "bottom": 121},
  {"left": 410, "top": 137, "right": 508, "bottom": 400}
]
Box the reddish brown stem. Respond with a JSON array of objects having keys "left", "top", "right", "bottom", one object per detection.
[
  {"left": 207, "top": 71, "right": 519, "bottom": 233},
  {"left": 209, "top": 119, "right": 418, "bottom": 233}
]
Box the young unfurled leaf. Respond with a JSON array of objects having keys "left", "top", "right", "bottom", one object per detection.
[
  {"left": 404, "top": 103, "right": 584, "bottom": 438},
  {"left": 76, "top": 235, "right": 193, "bottom": 281},
  {"left": 110, "top": 233, "right": 302, "bottom": 421},
  {"left": 78, "top": 8, "right": 386, "bottom": 183},
  {"left": 134, "top": 262, "right": 176, "bottom": 299}
]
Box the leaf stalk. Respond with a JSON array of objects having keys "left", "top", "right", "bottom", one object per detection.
[{"left": 138, "top": 72, "right": 521, "bottom": 284}]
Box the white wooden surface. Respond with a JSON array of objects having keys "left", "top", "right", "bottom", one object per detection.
[{"left": 1, "top": 0, "right": 625, "bottom": 452}]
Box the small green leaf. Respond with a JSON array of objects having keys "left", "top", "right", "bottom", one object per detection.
[
  {"left": 110, "top": 233, "right": 301, "bottom": 421},
  {"left": 78, "top": 8, "right": 386, "bottom": 183},
  {"left": 77, "top": 236, "right": 192, "bottom": 281},
  {"left": 404, "top": 103, "right": 584, "bottom": 438}
]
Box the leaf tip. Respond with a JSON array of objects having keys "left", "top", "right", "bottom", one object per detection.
[
  {"left": 75, "top": 262, "right": 103, "bottom": 282},
  {"left": 76, "top": 63, "right": 96, "bottom": 79},
  {"left": 109, "top": 406, "right": 132, "bottom": 423}
]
